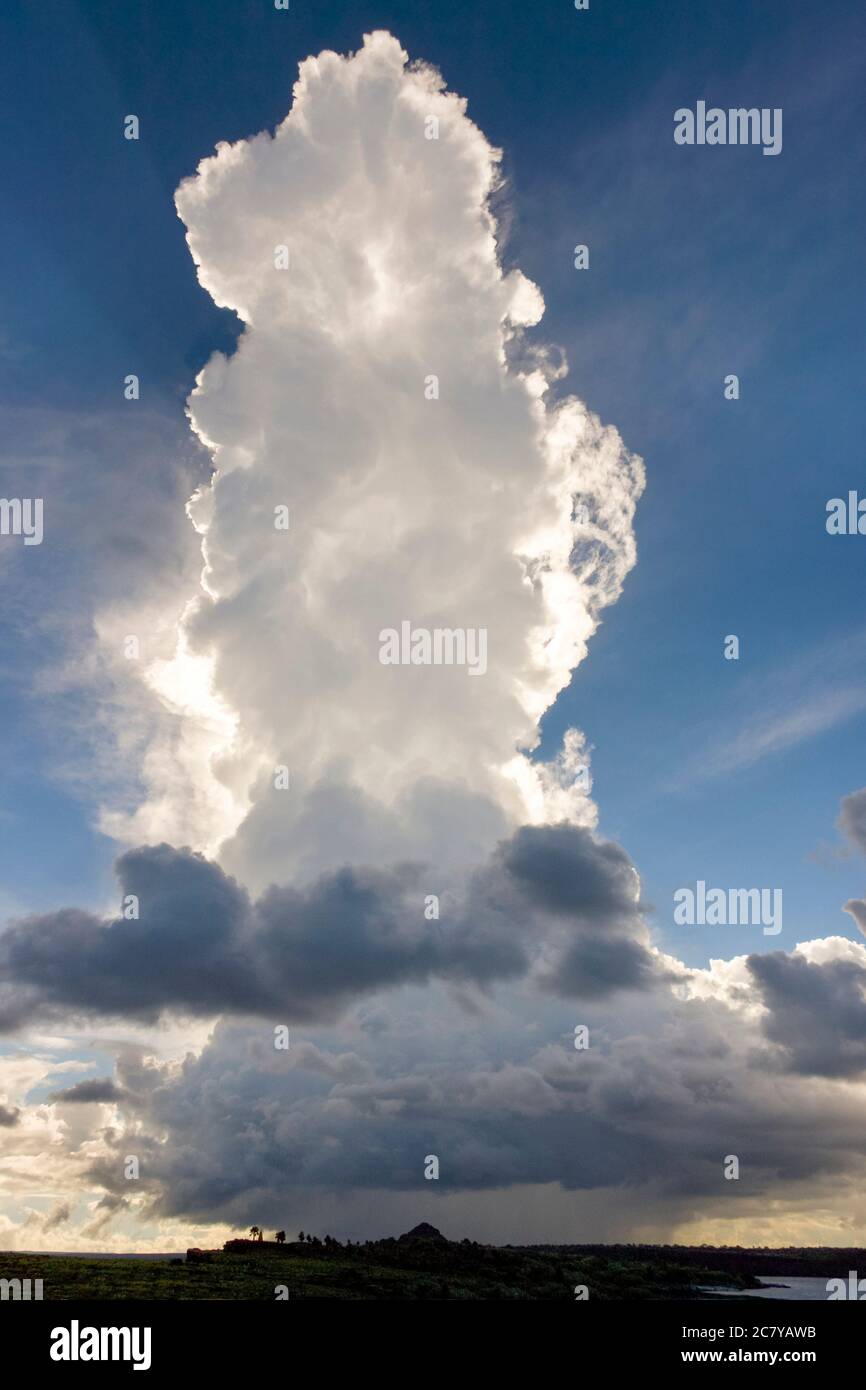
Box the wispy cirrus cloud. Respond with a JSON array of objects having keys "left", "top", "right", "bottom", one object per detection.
[
  {"left": 693, "top": 687, "right": 866, "bottom": 781},
  {"left": 669, "top": 630, "right": 866, "bottom": 789}
]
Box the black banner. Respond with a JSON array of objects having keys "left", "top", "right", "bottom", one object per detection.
[{"left": 5, "top": 1297, "right": 861, "bottom": 1375}]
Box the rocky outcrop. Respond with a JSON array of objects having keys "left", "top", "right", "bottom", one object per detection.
[{"left": 398, "top": 1223, "right": 448, "bottom": 1243}]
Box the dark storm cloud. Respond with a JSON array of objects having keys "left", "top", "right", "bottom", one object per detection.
[
  {"left": 748, "top": 950, "right": 866, "bottom": 1077},
  {"left": 82, "top": 1002, "right": 866, "bottom": 1232},
  {"left": 839, "top": 788, "right": 866, "bottom": 855},
  {"left": 49, "top": 1078, "right": 125, "bottom": 1104},
  {"left": 493, "top": 824, "right": 670, "bottom": 998},
  {"left": 0, "top": 826, "right": 662, "bottom": 1031},
  {"left": 499, "top": 824, "right": 640, "bottom": 918},
  {"left": 553, "top": 933, "right": 664, "bottom": 998},
  {"left": 0, "top": 1103, "right": 20, "bottom": 1127}
]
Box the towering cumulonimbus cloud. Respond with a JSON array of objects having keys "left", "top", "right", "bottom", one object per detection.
[
  {"left": 100, "top": 30, "right": 644, "bottom": 891},
  {"left": 5, "top": 31, "right": 866, "bottom": 1257}
]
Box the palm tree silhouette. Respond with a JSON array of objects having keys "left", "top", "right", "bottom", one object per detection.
[
  {"left": 249, "top": 1225, "right": 261, "bottom": 1241},
  {"left": 275, "top": 1230, "right": 286, "bottom": 1244}
]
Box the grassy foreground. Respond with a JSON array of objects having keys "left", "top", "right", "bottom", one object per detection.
[{"left": 0, "top": 1233, "right": 758, "bottom": 1300}]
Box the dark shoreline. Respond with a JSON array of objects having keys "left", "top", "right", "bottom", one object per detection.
[
  {"left": 526, "top": 1243, "right": 866, "bottom": 1279},
  {"left": 2, "top": 1234, "right": 859, "bottom": 1299}
]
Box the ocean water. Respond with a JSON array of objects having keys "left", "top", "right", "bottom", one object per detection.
[{"left": 707, "top": 1276, "right": 841, "bottom": 1301}]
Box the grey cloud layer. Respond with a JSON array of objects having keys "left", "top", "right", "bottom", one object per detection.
[
  {"left": 77, "top": 990, "right": 866, "bottom": 1234},
  {"left": 0, "top": 825, "right": 663, "bottom": 1031},
  {"left": 748, "top": 950, "right": 866, "bottom": 1078}
]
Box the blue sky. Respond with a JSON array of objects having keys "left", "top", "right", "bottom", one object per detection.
[{"left": 2, "top": 0, "right": 864, "bottom": 959}]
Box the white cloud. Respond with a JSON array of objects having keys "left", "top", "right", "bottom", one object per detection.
[{"left": 99, "top": 31, "right": 644, "bottom": 890}]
